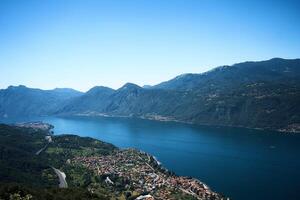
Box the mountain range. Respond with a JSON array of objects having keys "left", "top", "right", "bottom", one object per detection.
[{"left": 1, "top": 58, "right": 299, "bottom": 133}]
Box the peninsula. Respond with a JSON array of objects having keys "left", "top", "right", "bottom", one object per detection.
[{"left": 0, "top": 122, "right": 227, "bottom": 200}]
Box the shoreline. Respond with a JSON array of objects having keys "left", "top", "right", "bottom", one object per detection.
[
  {"left": 1, "top": 113, "right": 297, "bottom": 134},
  {"left": 61, "top": 112, "right": 300, "bottom": 134},
  {"left": 73, "top": 148, "right": 227, "bottom": 199}
]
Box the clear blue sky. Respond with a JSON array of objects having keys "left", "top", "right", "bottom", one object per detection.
[{"left": 0, "top": 0, "right": 299, "bottom": 91}]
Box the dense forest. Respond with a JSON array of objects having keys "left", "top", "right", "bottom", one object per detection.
[{"left": 0, "top": 124, "right": 116, "bottom": 199}]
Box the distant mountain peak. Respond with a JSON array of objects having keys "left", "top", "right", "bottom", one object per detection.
[
  {"left": 86, "top": 86, "right": 115, "bottom": 95},
  {"left": 52, "top": 88, "right": 83, "bottom": 94},
  {"left": 7, "top": 85, "right": 27, "bottom": 89},
  {"left": 119, "top": 83, "right": 141, "bottom": 90},
  {"left": 269, "top": 57, "right": 285, "bottom": 61},
  {"left": 174, "top": 73, "right": 195, "bottom": 79},
  {"left": 6, "top": 85, "right": 30, "bottom": 91}
]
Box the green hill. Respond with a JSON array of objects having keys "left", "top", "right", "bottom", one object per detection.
[{"left": 0, "top": 124, "right": 225, "bottom": 200}]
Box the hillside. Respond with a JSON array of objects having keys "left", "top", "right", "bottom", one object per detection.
[
  {"left": 152, "top": 58, "right": 300, "bottom": 91},
  {"left": 0, "top": 86, "right": 83, "bottom": 117},
  {"left": 0, "top": 58, "right": 299, "bottom": 132},
  {"left": 58, "top": 58, "right": 300, "bottom": 132},
  {"left": 0, "top": 123, "right": 225, "bottom": 200}
]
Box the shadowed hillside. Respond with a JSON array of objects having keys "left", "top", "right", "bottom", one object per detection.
[
  {"left": 1, "top": 58, "right": 299, "bottom": 132},
  {"left": 58, "top": 58, "right": 300, "bottom": 132}
]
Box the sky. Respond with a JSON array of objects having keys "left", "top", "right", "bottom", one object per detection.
[{"left": 0, "top": 0, "right": 299, "bottom": 92}]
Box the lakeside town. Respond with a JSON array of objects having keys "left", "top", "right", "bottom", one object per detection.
[
  {"left": 9, "top": 121, "right": 227, "bottom": 200},
  {"left": 72, "top": 149, "right": 227, "bottom": 200}
]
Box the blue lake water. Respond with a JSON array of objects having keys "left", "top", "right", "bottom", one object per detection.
[{"left": 1, "top": 116, "right": 300, "bottom": 200}]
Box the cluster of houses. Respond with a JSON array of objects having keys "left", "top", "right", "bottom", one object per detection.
[
  {"left": 72, "top": 149, "right": 226, "bottom": 200},
  {"left": 15, "top": 121, "right": 54, "bottom": 133}
]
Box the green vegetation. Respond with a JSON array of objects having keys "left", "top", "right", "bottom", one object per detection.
[
  {"left": 45, "top": 134, "right": 116, "bottom": 166},
  {"left": 0, "top": 124, "right": 52, "bottom": 187},
  {"left": 0, "top": 183, "right": 104, "bottom": 200},
  {"left": 0, "top": 124, "right": 116, "bottom": 199},
  {"left": 0, "top": 124, "right": 225, "bottom": 199}
]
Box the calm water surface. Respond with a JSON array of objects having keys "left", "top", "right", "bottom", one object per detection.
[{"left": 1, "top": 116, "right": 300, "bottom": 200}]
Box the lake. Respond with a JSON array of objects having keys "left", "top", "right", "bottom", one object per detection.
[{"left": 1, "top": 115, "right": 300, "bottom": 200}]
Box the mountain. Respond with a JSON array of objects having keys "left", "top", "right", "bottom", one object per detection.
[
  {"left": 0, "top": 85, "right": 83, "bottom": 117},
  {"left": 51, "top": 88, "right": 83, "bottom": 98},
  {"left": 57, "top": 82, "right": 189, "bottom": 119},
  {"left": 0, "top": 58, "right": 299, "bottom": 132},
  {"left": 58, "top": 86, "right": 115, "bottom": 114},
  {"left": 57, "top": 58, "right": 300, "bottom": 132},
  {"left": 152, "top": 58, "right": 300, "bottom": 91}
]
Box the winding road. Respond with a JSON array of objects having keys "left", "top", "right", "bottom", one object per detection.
[
  {"left": 35, "top": 135, "right": 68, "bottom": 188},
  {"left": 52, "top": 167, "right": 68, "bottom": 188}
]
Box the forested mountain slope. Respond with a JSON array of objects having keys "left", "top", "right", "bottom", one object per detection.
[
  {"left": 58, "top": 58, "right": 300, "bottom": 132},
  {"left": 1, "top": 58, "right": 299, "bottom": 132}
]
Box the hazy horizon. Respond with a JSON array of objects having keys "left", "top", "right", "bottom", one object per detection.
[
  {"left": 1, "top": 0, "right": 300, "bottom": 91},
  {"left": 1, "top": 57, "right": 299, "bottom": 92}
]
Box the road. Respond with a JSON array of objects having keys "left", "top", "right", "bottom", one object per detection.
[
  {"left": 52, "top": 167, "right": 68, "bottom": 188},
  {"left": 35, "top": 144, "right": 48, "bottom": 155}
]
